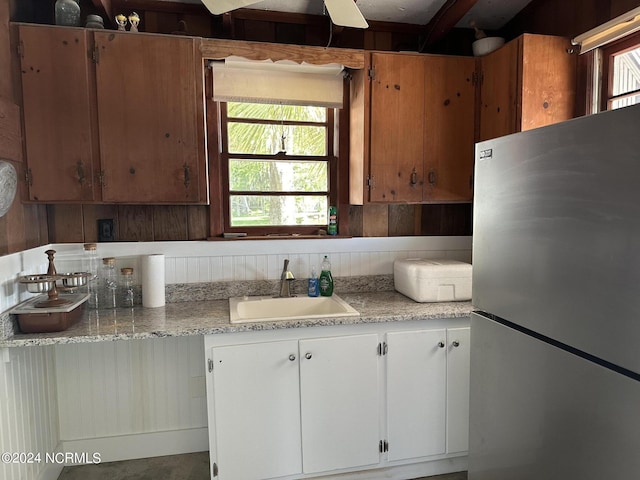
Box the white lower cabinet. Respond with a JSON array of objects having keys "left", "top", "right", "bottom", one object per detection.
[
  {"left": 299, "top": 335, "right": 381, "bottom": 473},
  {"left": 446, "top": 327, "right": 471, "bottom": 454},
  {"left": 205, "top": 321, "right": 470, "bottom": 480},
  {"left": 386, "top": 327, "right": 471, "bottom": 462},
  {"left": 209, "top": 340, "right": 302, "bottom": 480},
  {"left": 386, "top": 329, "right": 447, "bottom": 461}
]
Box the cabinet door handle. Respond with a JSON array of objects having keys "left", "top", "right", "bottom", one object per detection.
[
  {"left": 410, "top": 168, "right": 418, "bottom": 185},
  {"left": 183, "top": 164, "right": 191, "bottom": 188},
  {"left": 305, "top": 352, "right": 312, "bottom": 360},
  {"left": 76, "top": 161, "right": 85, "bottom": 186},
  {"left": 452, "top": 341, "right": 460, "bottom": 347},
  {"left": 437, "top": 341, "right": 445, "bottom": 348},
  {"left": 289, "top": 354, "right": 296, "bottom": 361},
  {"left": 428, "top": 170, "right": 436, "bottom": 186}
]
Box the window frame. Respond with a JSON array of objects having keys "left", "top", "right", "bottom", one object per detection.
[
  {"left": 600, "top": 31, "right": 640, "bottom": 111},
  {"left": 219, "top": 102, "right": 339, "bottom": 236}
]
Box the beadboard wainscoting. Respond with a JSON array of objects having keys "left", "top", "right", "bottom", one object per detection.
[
  {"left": 55, "top": 336, "right": 208, "bottom": 462},
  {"left": 0, "top": 346, "right": 61, "bottom": 480},
  {"left": 48, "top": 236, "right": 473, "bottom": 288}
]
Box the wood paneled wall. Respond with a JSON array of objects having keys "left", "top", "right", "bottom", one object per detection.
[
  {"left": 47, "top": 204, "right": 209, "bottom": 243},
  {"left": 348, "top": 204, "right": 472, "bottom": 237},
  {"left": 0, "top": 0, "right": 48, "bottom": 256},
  {"left": 502, "top": 0, "right": 640, "bottom": 40}
]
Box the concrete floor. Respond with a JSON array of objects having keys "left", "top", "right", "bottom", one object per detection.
[{"left": 57, "top": 452, "right": 468, "bottom": 480}]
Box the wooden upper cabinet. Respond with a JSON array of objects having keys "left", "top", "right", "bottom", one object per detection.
[
  {"left": 478, "top": 34, "right": 577, "bottom": 142},
  {"left": 424, "top": 55, "right": 475, "bottom": 203},
  {"left": 18, "top": 25, "right": 99, "bottom": 202},
  {"left": 369, "top": 53, "right": 425, "bottom": 203},
  {"left": 94, "top": 32, "right": 207, "bottom": 203},
  {"left": 16, "top": 24, "right": 207, "bottom": 204},
  {"left": 350, "top": 52, "right": 475, "bottom": 204}
]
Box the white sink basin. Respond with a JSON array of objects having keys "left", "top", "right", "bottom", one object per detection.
[{"left": 229, "top": 294, "right": 360, "bottom": 323}]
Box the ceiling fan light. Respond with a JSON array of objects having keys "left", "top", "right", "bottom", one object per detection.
[
  {"left": 324, "top": 0, "right": 369, "bottom": 29},
  {"left": 201, "top": 0, "right": 262, "bottom": 15}
]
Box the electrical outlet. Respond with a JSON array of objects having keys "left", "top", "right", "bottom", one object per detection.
[{"left": 98, "top": 219, "right": 115, "bottom": 242}]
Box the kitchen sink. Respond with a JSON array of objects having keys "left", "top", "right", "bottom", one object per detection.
[{"left": 229, "top": 294, "right": 360, "bottom": 324}]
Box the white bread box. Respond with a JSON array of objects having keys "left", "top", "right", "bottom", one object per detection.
[{"left": 394, "top": 258, "right": 472, "bottom": 302}]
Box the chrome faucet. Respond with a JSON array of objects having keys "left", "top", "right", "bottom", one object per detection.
[{"left": 279, "top": 259, "right": 295, "bottom": 297}]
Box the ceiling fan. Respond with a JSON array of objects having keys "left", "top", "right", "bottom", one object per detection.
[{"left": 200, "top": 0, "right": 369, "bottom": 29}]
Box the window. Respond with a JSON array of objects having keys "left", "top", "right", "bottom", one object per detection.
[
  {"left": 601, "top": 32, "right": 640, "bottom": 111},
  {"left": 220, "top": 102, "right": 337, "bottom": 235}
]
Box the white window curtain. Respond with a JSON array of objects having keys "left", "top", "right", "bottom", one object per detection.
[
  {"left": 572, "top": 6, "right": 640, "bottom": 54},
  {"left": 211, "top": 56, "right": 345, "bottom": 108}
]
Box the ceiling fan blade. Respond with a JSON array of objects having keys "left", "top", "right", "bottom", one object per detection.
[
  {"left": 201, "top": 0, "right": 262, "bottom": 15},
  {"left": 324, "top": 0, "right": 369, "bottom": 29}
]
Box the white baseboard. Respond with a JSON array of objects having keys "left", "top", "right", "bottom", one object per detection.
[
  {"left": 308, "top": 456, "right": 468, "bottom": 480},
  {"left": 36, "top": 464, "right": 64, "bottom": 480},
  {"left": 60, "top": 427, "right": 209, "bottom": 465}
]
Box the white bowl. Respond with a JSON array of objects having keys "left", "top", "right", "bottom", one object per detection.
[{"left": 472, "top": 37, "right": 505, "bottom": 56}]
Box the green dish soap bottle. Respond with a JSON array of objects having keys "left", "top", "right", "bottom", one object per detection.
[{"left": 319, "top": 255, "right": 334, "bottom": 297}]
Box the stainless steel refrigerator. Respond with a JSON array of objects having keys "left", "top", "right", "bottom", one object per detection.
[{"left": 470, "top": 103, "right": 640, "bottom": 479}]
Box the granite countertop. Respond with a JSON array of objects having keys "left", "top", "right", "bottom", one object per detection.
[{"left": 1, "top": 291, "right": 473, "bottom": 348}]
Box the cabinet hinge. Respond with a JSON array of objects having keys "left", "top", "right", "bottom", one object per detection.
[
  {"left": 91, "top": 46, "right": 100, "bottom": 64},
  {"left": 472, "top": 71, "right": 484, "bottom": 87},
  {"left": 212, "top": 462, "right": 218, "bottom": 477},
  {"left": 368, "top": 65, "right": 376, "bottom": 80},
  {"left": 17, "top": 41, "right": 24, "bottom": 58},
  {"left": 98, "top": 170, "right": 106, "bottom": 187},
  {"left": 366, "top": 175, "right": 375, "bottom": 191},
  {"left": 208, "top": 358, "right": 214, "bottom": 373},
  {"left": 25, "top": 168, "right": 33, "bottom": 186}
]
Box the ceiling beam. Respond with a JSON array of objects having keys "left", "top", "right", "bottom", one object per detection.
[{"left": 419, "top": 0, "right": 478, "bottom": 51}]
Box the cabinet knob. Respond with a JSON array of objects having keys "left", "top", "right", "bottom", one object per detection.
[
  {"left": 410, "top": 168, "right": 418, "bottom": 185},
  {"left": 305, "top": 352, "right": 312, "bottom": 360},
  {"left": 289, "top": 354, "right": 296, "bottom": 361},
  {"left": 452, "top": 341, "right": 460, "bottom": 348},
  {"left": 428, "top": 170, "right": 437, "bottom": 186},
  {"left": 437, "top": 342, "right": 445, "bottom": 348}
]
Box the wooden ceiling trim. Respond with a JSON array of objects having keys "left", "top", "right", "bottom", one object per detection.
[
  {"left": 200, "top": 38, "right": 365, "bottom": 69},
  {"left": 420, "top": 0, "right": 479, "bottom": 51}
]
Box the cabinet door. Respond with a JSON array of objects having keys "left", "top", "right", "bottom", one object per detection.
[
  {"left": 446, "top": 327, "right": 470, "bottom": 453},
  {"left": 478, "top": 40, "right": 520, "bottom": 141},
  {"left": 299, "top": 334, "right": 380, "bottom": 473},
  {"left": 94, "top": 32, "right": 206, "bottom": 203},
  {"left": 424, "top": 55, "right": 476, "bottom": 202},
  {"left": 386, "top": 329, "right": 447, "bottom": 461},
  {"left": 210, "top": 341, "right": 302, "bottom": 480},
  {"left": 519, "top": 34, "right": 576, "bottom": 132},
  {"left": 18, "top": 25, "right": 99, "bottom": 202},
  {"left": 369, "top": 53, "right": 424, "bottom": 202}
]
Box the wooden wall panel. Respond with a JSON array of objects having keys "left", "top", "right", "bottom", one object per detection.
[
  {"left": 118, "top": 205, "right": 153, "bottom": 242},
  {"left": 153, "top": 205, "right": 188, "bottom": 241},
  {"left": 82, "top": 204, "right": 120, "bottom": 242},
  {"left": 362, "top": 204, "right": 388, "bottom": 237},
  {"left": 502, "top": 0, "right": 611, "bottom": 39},
  {"left": 23, "top": 203, "right": 48, "bottom": 249},
  {"left": 187, "top": 205, "right": 209, "bottom": 240},
  {"left": 0, "top": 96, "right": 21, "bottom": 161},
  {"left": 388, "top": 204, "right": 418, "bottom": 236},
  {"left": 46, "top": 204, "right": 84, "bottom": 243},
  {"left": 420, "top": 204, "right": 472, "bottom": 236}
]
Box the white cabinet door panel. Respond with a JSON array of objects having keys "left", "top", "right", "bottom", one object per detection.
[
  {"left": 386, "top": 329, "right": 447, "bottom": 461},
  {"left": 299, "top": 334, "right": 380, "bottom": 474},
  {"left": 211, "top": 340, "right": 302, "bottom": 480},
  {"left": 447, "top": 327, "right": 470, "bottom": 453}
]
